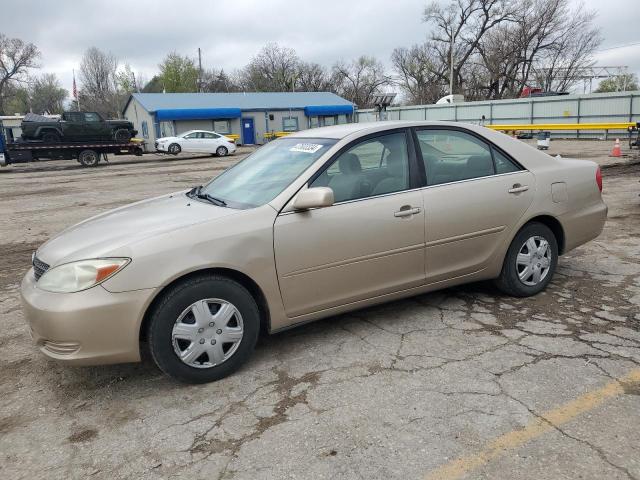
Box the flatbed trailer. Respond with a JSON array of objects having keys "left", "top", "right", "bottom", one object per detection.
[{"left": 0, "top": 125, "right": 145, "bottom": 167}]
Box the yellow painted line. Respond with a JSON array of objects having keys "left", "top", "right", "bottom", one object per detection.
[
  {"left": 424, "top": 368, "right": 640, "bottom": 480},
  {"left": 486, "top": 122, "right": 636, "bottom": 131}
]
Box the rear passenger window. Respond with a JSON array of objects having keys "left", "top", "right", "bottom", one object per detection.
[
  {"left": 416, "top": 130, "right": 495, "bottom": 186},
  {"left": 493, "top": 148, "right": 521, "bottom": 174},
  {"left": 310, "top": 132, "right": 410, "bottom": 203}
]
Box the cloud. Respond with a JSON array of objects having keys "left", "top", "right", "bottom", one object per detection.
[{"left": 2, "top": 0, "right": 637, "bottom": 94}]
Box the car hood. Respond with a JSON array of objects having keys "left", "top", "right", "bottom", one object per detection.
[
  {"left": 156, "top": 136, "right": 179, "bottom": 142},
  {"left": 36, "top": 192, "right": 239, "bottom": 266}
]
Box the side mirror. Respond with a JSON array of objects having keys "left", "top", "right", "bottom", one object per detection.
[{"left": 292, "top": 187, "right": 334, "bottom": 210}]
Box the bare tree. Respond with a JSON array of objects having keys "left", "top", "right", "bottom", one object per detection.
[
  {"left": 29, "top": 73, "right": 67, "bottom": 114},
  {"left": 78, "top": 47, "right": 122, "bottom": 117},
  {"left": 423, "top": 0, "right": 515, "bottom": 94},
  {"left": 478, "top": 0, "right": 601, "bottom": 97},
  {"left": 239, "top": 43, "right": 299, "bottom": 91},
  {"left": 391, "top": 44, "right": 445, "bottom": 104},
  {"left": 531, "top": 5, "right": 601, "bottom": 92},
  {"left": 332, "top": 56, "right": 390, "bottom": 108},
  {"left": 202, "top": 69, "right": 240, "bottom": 92},
  {"left": 295, "top": 62, "right": 335, "bottom": 92},
  {"left": 0, "top": 34, "right": 40, "bottom": 114}
]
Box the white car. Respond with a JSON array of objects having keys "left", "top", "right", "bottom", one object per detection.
[{"left": 155, "top": 130, "right": 237, "bottom": 156}]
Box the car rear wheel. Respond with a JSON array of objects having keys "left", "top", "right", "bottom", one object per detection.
[
  {"left": 147, "top": 274, "right": 260, "bottom": 383},
  {"left": 495, "top": 222, "right": 558, "bottom": 297},
  {"left": 216, "top": 146, "right": 228, "bottom": 157},
  {"left": 114, "top": 129, "right": 132, "bottom": 143},
  {"left": 41, "top": 131, "right": 61, "bottom": 143},
  {"left": 78, "top": 149, "right": 100, "bottom": 167},
  {"left": 168, "top": 143, "right": 181, "bottom": 155}
]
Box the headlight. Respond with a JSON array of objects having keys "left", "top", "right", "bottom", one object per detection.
[{"left": 37, "top": 258, "right": 130, "bottom": 293}]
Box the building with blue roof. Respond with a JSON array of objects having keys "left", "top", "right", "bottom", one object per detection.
[{"left": 122, "top": 92, "right": 355, "bottom": 147}]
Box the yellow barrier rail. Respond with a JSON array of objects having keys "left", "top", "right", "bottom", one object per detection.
[
  {"left": 224, "top": 134, "right": 240, "bottom": 142},
  {"left": 486, "top": 122, "right": 637, "bottom": 131},
  {"left": 263, "top": 131, "right": 293, "bottom": 140}
]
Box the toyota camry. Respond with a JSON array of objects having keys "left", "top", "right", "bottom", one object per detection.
[{"left": 21, "top": 121, "right": 607, "bottom": 383}]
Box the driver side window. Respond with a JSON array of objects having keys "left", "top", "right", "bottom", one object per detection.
[{"left": 310, "top": 132, "right": 410, "bottom": 203}]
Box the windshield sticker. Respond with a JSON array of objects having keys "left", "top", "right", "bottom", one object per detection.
[{"left": 289, "top": 143, "right": 323, "bottom": 154}]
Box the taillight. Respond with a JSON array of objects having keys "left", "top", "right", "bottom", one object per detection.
[{"left": 595, "top": 167, "right": 603, "bottom": 192}]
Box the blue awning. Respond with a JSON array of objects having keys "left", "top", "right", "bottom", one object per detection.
[
  {"left": 304, "top": 105, "right": 354, "bottom": 117},
  {"left": 155, "top": 108, "right": 242, "bottom": 121}
]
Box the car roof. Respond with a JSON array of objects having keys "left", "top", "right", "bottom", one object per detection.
[
  {"left": 287, "top": 120, "right": 478, "bottom": 139},
  {"left": 181, "top": 130, "right": 216, "bottom": 134}
]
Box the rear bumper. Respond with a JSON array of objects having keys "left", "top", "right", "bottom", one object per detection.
[{"left": 20, "top": 269, "right": 156, "bottom": 366}]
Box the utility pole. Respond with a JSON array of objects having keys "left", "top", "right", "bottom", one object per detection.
[
  {"left": 449, "top": 33, "right": 455, "bottom": 96},
  {"left": 198, "top": 47, "right": 203, "bottom": 92}
]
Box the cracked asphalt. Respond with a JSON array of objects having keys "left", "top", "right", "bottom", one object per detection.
[{"left": 1, "top": 141, "right": 639, "bottom": 479}]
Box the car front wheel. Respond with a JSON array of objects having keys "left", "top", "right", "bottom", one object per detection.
[
  {"left": 495, "top": 222, "right": 558, "bottom": 297},
  {"left": 168, "top": 143, "right": 181, "bottom": 155},
  {"left": 147, "top": 274, "right": 260, "bottom": 383}
]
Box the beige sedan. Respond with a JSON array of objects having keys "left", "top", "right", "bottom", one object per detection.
[{"left": 21, "top": 121, "right": 607, "bottom": 383}]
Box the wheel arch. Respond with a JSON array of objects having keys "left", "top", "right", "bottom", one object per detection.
[
  {"left": 522, "top": 214, "right": 566, "bottom": 255},
  {"left": 38, "top": 126, "right": 63, "bottom": 138},
  {"left": 139, "top": 267, "right": 271, "bottom": 343}
]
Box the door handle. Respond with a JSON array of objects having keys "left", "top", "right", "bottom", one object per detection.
[
  {"left": 394, "top": 206, "right": 421, "bottom": 217},
  {"left": 508, "top": 184, "right": 529, "bottom": 194}
]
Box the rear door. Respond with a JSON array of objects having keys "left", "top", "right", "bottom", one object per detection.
[
  {"left": 200, "top": 132, "right": 222, "bottom": 153},
  {"left": 414, "top": 128, "right": 535, "bottom": 283}
]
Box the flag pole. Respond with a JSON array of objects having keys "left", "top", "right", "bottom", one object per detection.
[{"left": 73, "top": 69, "right": 81, "bottom": 111}]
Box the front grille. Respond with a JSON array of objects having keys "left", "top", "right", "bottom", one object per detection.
[{"left": 33, "top": 256, "right": 49, "bottom": 281}]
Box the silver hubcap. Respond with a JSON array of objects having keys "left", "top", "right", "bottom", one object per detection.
[
  {"left": 172, "top": 298, "right": 244, "bottom": 369},
  {"left": 516, "top": 236, "right": 552, "bottom": 286},
  {"left": 217, "top": 147, "right": 226, "bottom": 156}
]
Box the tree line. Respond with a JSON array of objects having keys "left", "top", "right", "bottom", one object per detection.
[{"left": 1, "top": 0, "right": 638, "bottom": 119}]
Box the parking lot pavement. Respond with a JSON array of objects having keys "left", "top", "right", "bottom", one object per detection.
[{"left": 0, "top": 142, "right": 639, "bottom": 480}]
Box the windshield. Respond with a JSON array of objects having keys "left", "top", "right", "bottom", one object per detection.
[{"left": 199, "top": 137, "right": 337, "bottom": 208}]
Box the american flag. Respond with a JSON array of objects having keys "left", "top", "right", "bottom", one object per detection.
[{"left": 72, "top": 70, "right": 78, "bottom": 100}]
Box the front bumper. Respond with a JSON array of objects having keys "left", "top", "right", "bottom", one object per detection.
[{"left": 20, "top": 269, "right": 157, "bottom": 366}]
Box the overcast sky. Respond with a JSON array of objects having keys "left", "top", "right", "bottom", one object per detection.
[{"left": 2, "top": 0, "right": 639, "bottom": 94}]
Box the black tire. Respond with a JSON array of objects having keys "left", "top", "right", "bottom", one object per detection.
[
  {"left": 114, "top": 129, "right": 132, "bottom": 143},
  {"left": 147, "top": 274, "right": 260, "bottom": 384},
  {"left": 41, "top": 131, "right": 61, "bottom": 143},
  {"left": 78, "top": 149, "right": 100, "bottom": 167},
  {"left": 168, "top": 143, "right": 181, "bottom": 155},
  {"left": 216, "top": 146, "right": 228, "bottom": 157},
  {"left": 494, "top": 222, "right": 558, "bottom": 297}
]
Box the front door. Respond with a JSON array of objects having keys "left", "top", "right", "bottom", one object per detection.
[
  {"left": 274, "top": 130, "right": 426, "bottom": 318},
  {"left": 242, "top": 118, "right": 255, "bottom": 145},
  {"left": 415, "top": 128, "right": 535, "bottom": 283},
  {"left": 82, "top": 112, "right": 106, "bottom": 141}
]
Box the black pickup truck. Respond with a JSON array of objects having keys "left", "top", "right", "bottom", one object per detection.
[{"left": 21, "top": 111, "right": 137, "bottom": 143}]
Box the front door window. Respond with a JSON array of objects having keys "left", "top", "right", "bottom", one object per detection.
[{"left": 310, "top": 132, "right": 410, "bottom": 203}]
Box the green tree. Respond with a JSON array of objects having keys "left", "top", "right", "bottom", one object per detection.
[
  {"left": 158, "top": 53, "right": 198, "bottom": 93},
  {"left": 595, "top": 73, "right": 639, "bottom": 93},
  {"left": 29, "top": 73, "right": 67, "bottom": 114},
  {"left": 3, "top": 83, "right": 30, "bottom": 114},
  {"left": 116, "top": 64, "right": 137, "bottom": 93},
  {"left": 142, "top": 75, "right": 163, "bottom": 93}
]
